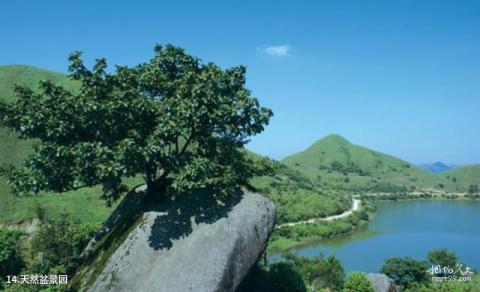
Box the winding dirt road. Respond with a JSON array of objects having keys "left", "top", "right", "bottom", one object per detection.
[{"left": 276, "top": 198, "right": 361, "bottom": 229}]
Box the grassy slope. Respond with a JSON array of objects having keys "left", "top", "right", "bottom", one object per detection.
[
  {"left": 246, "top": 150, "right": 351, "bottom": 224},
  {"left": 282, "top": 134, "right": 480, "bottom": 193},
  {"left": 0, "top": 65, "right": 138, "bottom": 224},
  {"left": 437, "top": 164, "right": 480, "bottom": 192}
]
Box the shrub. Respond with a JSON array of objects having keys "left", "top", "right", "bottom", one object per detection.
[
  {"left": 283, "top": 252, "right": 345, "bottom": 291},
  {"left": 343, "top": 272, "right": 374, "bottom": 292},
  {"left": 30, "top": 213, "right": 97, "bottom": 277},
  {"left": 427, "top": 249, "right": 458, "bottom": 273},
  {"left": 0, "top": 229, "right": 25, "bottom": 288},
  {"left": 469, "top": 184, "right": 479, "bottom": 194},
  {"left": 320, "top": 255, "right": 345, "bottom": 290},
  {"left": 380, "top": 257, "right": 429, "bottom": 289}
]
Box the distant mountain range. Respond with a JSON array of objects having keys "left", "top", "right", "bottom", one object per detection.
[{"left": 418, "top": 162, "right": 455, "bottom": 173}]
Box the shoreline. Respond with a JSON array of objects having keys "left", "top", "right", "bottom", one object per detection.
[{"left": 268, "top": 193, "right": 480, "bottom": 252}]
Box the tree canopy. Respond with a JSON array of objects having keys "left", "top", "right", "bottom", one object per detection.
[
  {"left": 0, "top": 44, "right": 273, "bottom": 205},
  {"left": 380, "top": 257, "right": 429, "bottom": 289},
  {"left": 427, "top": 249, "right": 458, "bottom": 272}
]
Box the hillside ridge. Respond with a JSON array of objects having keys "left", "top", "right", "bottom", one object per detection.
[{"left": 282, "top": 134, "right": 479, "bottom": 193}]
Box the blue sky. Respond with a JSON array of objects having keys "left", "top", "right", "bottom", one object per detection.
[{"left": 1, "top": 0, "right": 479, "bottom": 165}]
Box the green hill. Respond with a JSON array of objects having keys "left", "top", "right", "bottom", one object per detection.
[
  {"left": 0, "top": 65, "right": 76, "bottom": 102},
  {"left": 245, "top": 149, "right": 351, "bottom": 224},
  {"left": 438, "top": 165, "right": 480, "bottom": 192},
  {"left": 282, "top": 134, "right": 479, "bottom": 193}
]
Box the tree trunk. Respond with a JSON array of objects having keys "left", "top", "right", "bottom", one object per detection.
[{"left": 146, "top": 169, "right": 171, "bottom": 196}]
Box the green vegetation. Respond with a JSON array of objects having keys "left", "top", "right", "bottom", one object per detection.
[
  {"left": 0, "top": 66, "right": 349, "bottom": 229},
  {"left": 243, "top": 249, "right": 480, "bottom": 292},
  {"left": 1, "top": 63, "right": 479, "bottom": 291},
  {"left": 405, "top": 274, "right": 480, "bottom": 292},
  {"left": 0, "top": 65, "right": 77, "bottom": 191},
  {"left": 268, "top": 199, "right": 376, "bottom": 251},
  {"left": 249, "top": 157, "right": 350, "bottom": 224},
  {"left": 282, "top": 134, "right": 480, "bottom": 193},
  {"left": 380, "top": 257, "right": 430, "bottom": 289},
  {"left": 438, "top": 166, "right": 480, "bottom": 193},
  {"left": 1, "top": 65, "right": 476, "bottom": 231},
  {"left": 0, "top": 65, "right": 77, "bottom": 103},
  {"left": 427, "top": 249, "right": 458, "bottom": 273},
  {"left": 0, "top": 211, "right": 95, "bottom": 291},
  {"left": 240, "top": 252, "right": 345, "bottom": 292},
  {"left": 0, "top": 229, "right": 24, "bottom": 289},
  {"left": 380, "top": 250, "right": 480, "bottom": 291},
  {"left": 1, "top": 46, "right": 274, "bottom": 290},
  {"left": 343, "top": 272, "right": 374, "bottom": 292},
  {"left": 282, "top": 134, "right": 427, "bottom": 191},
  {"left": 238, "top": 262, "right": 307, "bottom": 292},
  {"left": 0, "top": 65, "right": 128, "bottom": 225},
  {"left": 29, "top": 210, "right": 97, "bottom": 277},
  {"left": 0, "top": 176, "right": 141, "bottom": 225},
  {"left": 468, "top": 183, "right": 479, "bottom": 194},
  {"left": 0, "top": 65, "right": 349, "bottom": 240},
  {"left": 0, "top": 45, "right": 272, "bottom": 206}
]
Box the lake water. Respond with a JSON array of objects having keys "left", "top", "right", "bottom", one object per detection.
[{"left": 290, "top": 200, "right": 480, "bottom": 273}]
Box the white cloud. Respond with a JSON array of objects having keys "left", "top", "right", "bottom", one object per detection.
[{"left": 262, "top": 45, "right": 291, "bottom": 57}]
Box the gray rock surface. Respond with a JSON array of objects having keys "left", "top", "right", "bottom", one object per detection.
[
  {"left": 0, "top": 218, "right": 41, "bottom": 234},
  {"left": 83, "top": 188, "right": 275, "bottom": 292},
  {"left": 366, "top": 273, "right": 398, "bottom": 292}
]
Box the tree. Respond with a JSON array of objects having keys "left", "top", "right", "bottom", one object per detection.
[
  {"left": 320, "top": 255, "right": 345, "bottom": 290},
  {"left": 0, "top": 45, "right": 273, "bottom": 205},
  {"left": 343, "top": 272, "right": 374, "bottom": 292},
  {"left": 380, "top": 257, "right": 429, "bottom": 289},
  {"left": 468, "top": 184, "right": 478, "bottom": 194},
  {"left": 427, "top": 249, "right": 458, "bottom": 272}
]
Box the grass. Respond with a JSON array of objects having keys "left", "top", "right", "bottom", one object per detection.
[
  {"left": 266, "top": 197, "right": 377, "bottom": 252},
  {"left": 0, "top": 176, "right": 143, "bottom": 225},
  {"left": 282, "top": 134, "right": 480, "bottom": 193},
  {"left": 437, "top": 164, "right": 480, "bottom": 192},
  {"left": 247, "top": 153, "right": 351, "bottom": 224},
  {"left": 267, "top": 207, "right": 374, "bottom": 252}
]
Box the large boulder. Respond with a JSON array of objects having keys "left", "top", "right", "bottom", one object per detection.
[
  {"left": 366, "top": 273, "right": 398, "bottom": 292},
  {"left": 74, "top": 188, "right": 276, "bottom": 292}
]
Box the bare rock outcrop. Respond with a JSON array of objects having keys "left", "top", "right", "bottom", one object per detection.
[
  {"left": 366, "top": 273, "right": 398, "bottom": 292},
  {"left": 74, "top": 188, "right": 275, "bottom": 292}
]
